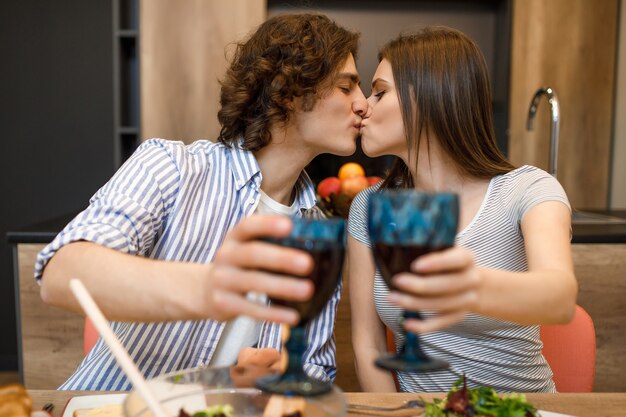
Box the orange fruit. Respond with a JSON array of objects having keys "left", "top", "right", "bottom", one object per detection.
[
  {"left": 338, "top": 162, "right": 365, "bottom": 180},
  {"left": 341, "top": 175, "right": 369, "bottom": 199}
]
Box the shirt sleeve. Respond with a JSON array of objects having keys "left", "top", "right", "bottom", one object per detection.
[
  {"left": 34, "top": 139, "right": 183, "bottom": 282},
  {"left": 514, "top": 167, "right": 571, "bottom": 224},
  {"left": 347, "top": 185, "right": 378, "bottom": 248},
  {"left": 300, "top": 277, "right": 342, "bottom": 382}
]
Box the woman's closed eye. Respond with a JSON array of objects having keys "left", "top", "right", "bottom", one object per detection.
[{"left": 373, "top": 90, "right": 386, "bottom": 100}]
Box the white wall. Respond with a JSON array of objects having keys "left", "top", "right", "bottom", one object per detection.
[{"left": 611, "top": 0, "right": 626, "bottom": 209}]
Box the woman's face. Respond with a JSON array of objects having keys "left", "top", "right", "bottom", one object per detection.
[{"left": 359, "top": 59, "right": 408, "bottom": 160}]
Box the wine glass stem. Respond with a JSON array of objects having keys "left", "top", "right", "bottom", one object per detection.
[
  {"left": 403, "top": 311, "right": 424, "bottom": 361},
  {"left": 284, "top": 325, "right": 306, "bottom": 377}
]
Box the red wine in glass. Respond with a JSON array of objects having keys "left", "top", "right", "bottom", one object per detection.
[{"left": 270, "top": 242, "right": 344, "bottom": 326}]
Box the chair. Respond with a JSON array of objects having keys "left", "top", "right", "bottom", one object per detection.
[
  {"left": 540, "top": 304, "right": 596, "bottom": 392},
  {"left": 84, "top": 317, "right": 99, "bottom": 356},
  {"left": 385, "top": 305, "right": 596, "bottom": 392}
]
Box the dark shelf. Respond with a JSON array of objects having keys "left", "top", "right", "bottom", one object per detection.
[
  {"left": 117, "top": 29, "right": 138, "bottom": 38},
  {"left": 118, "top": 126, "right": 139, "bottom": 134},
  {"left": 114, "top": 0, "right": 140, "bottom": 167},
  {"left": 119, "top": 0, "right": 139, "bottom": 31}
]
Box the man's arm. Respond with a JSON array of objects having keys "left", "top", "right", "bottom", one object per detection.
[{"left": 40, "top": 215, "right": 316, "bottom": 325}]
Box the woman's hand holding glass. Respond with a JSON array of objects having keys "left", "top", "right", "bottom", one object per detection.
[{"left": 388, "top": 246, "right": 482, "bottom": 334}]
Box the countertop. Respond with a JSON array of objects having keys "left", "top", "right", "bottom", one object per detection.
[{"left": 7, "top": 210, "right": 626, "bottom": 244}]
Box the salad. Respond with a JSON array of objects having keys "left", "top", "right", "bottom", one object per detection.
[
  {"left": 178, "top": 404, "right": 234, "bottom": 417},
  {"left": 424, "top": 377, "right": 540, "bottom": 417}
]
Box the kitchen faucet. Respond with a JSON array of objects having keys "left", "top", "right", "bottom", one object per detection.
[{"left": 526, "top": 87, "right": 560, "bottom": 178}]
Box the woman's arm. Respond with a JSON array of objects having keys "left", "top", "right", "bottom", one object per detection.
[
  {"left": 40, "top": 215, "right": 315, "bottom": 325},
  {"left": 348, "top": 235, "right": 397, "bottom": 392},
  {"left": 390, "top": 201, "right": 577, "bottom": 334}
]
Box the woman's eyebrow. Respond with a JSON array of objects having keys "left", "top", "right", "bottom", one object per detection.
[{"left": 371, "top": 78, "right": 389, "bottom": 89}]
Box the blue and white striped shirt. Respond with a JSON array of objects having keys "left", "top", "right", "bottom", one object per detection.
[{"left": 35, "top": 139, "right": 340, "bottom": 390}]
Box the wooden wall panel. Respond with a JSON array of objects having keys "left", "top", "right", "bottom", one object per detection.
[
  {"left": 508, "top": 0, "right": 618, "bottom": 209},
  {"left": 16, "top": 244, "right": 84, "bottom": 389},
  {"left": 573, "top": 244, "right": 626, "bottom": 392},
  {"left": 140, "top": 0, "right": 266, "bottom": 143},
  {"left": 611, "top": 2, "right": 626, "bottom": 209},
  {"left": 334, "top": 261, "right": 361, "bottom": 392}
]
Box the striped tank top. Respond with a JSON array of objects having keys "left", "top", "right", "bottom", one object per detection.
[{"left": 347, "top": 165, "right": 570, "bottom": 392}]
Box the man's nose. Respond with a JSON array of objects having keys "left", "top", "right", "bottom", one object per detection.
[
  {"left": 353, "top": 91, "right": 369, "bottom": 117},
  {"left": 360, "top": 96, "right": 374, "bottom": 119}
]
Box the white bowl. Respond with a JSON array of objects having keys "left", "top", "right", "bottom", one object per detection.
[{"left": 123, "top": 365, "right": 346, "bottom": 417}]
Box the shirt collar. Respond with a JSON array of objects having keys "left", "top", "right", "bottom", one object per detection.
[
  {"left": 227, "top": 140, "right": 262, "bottom": 191},
  {"left": 226, "top": 139, "right": 317, "bottom": 211}
]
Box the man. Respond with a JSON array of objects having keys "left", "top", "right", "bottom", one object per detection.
[{"left": 35, "top": 13, "right": 367, "bottom": 390}]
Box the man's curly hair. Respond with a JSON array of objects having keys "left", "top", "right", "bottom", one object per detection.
[{"left": 217, "top": 13, "right": 360, "bottom": 151}]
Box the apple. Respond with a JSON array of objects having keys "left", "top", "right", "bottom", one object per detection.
[
  {"left": 367, "top": 176, "right": 383, "bottom": 186},
  {"left": 341, "top": 175, "right": 369, "bottom": 199},
  {"left": 317, "top": 176, "right": 342, "bottom": 198}
]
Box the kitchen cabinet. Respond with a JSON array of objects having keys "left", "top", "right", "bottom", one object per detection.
[
  {"left": 508, "top": 0, "right": 619, "bottom": 209},
  {"left": 139, "top": 0, "right": 266, "bottom": 142}
]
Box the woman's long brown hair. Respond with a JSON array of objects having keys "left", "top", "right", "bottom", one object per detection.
[{"left": 380, "top": 27, "right": 514, "bottom": 189}]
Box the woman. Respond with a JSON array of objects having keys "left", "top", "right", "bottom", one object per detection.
[
  {"left": 348, "top": 27, "right": 576, "bottom": 393},
  {"left": 37, "top": 13, "right": 368, "bottom": 390}
]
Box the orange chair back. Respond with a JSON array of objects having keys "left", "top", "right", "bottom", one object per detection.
[
  {"left": 540, "top": 305, "right": 596, "bottom": 392},
  {"left": 384, "top": 305, "right": 596, "bottom": 392},
  {"left": 83, "top": 317, "right": 99, "bottom": 356}
]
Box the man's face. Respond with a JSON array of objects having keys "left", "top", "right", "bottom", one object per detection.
[{"left": 291, "top": 54, "right": 368, "bottom": 156}]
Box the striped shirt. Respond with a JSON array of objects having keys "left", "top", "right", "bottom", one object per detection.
[
  {"left": 34, "top": 138, "right": 339, "bottom": 390},
  {"left": 348, "top": 165, "right": 570, "bottom": 393}
]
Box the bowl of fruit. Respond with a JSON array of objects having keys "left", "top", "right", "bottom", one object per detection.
[{"left": 316, "top": 162, "right": 382, "bottom": 218}]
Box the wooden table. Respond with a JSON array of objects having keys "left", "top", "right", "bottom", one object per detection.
[{"left": 29, "top": 390, "right": 626, "bottom": 417}]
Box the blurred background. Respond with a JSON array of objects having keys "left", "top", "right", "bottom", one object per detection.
[{"left": 1, "top": 0, "right": 625, "bottom": 387}]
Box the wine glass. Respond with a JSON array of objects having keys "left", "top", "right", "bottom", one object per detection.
[
  {"left": 256, "top": 217, "right": 345, "bottom": 396},
  {"left": 368, "top": 190, "right": 459, "bottom": 372}
]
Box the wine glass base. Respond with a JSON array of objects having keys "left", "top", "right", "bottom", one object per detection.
[
  {"left": 255, "top": 373, "right": 333, "bottom": 397},
  {"left": 375, "top": 353, "right": 449, "bottom": 372}
]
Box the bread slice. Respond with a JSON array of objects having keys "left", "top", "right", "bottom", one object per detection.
[{"left": 0, "top": 383, "right": 32, "bottom": 417}]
